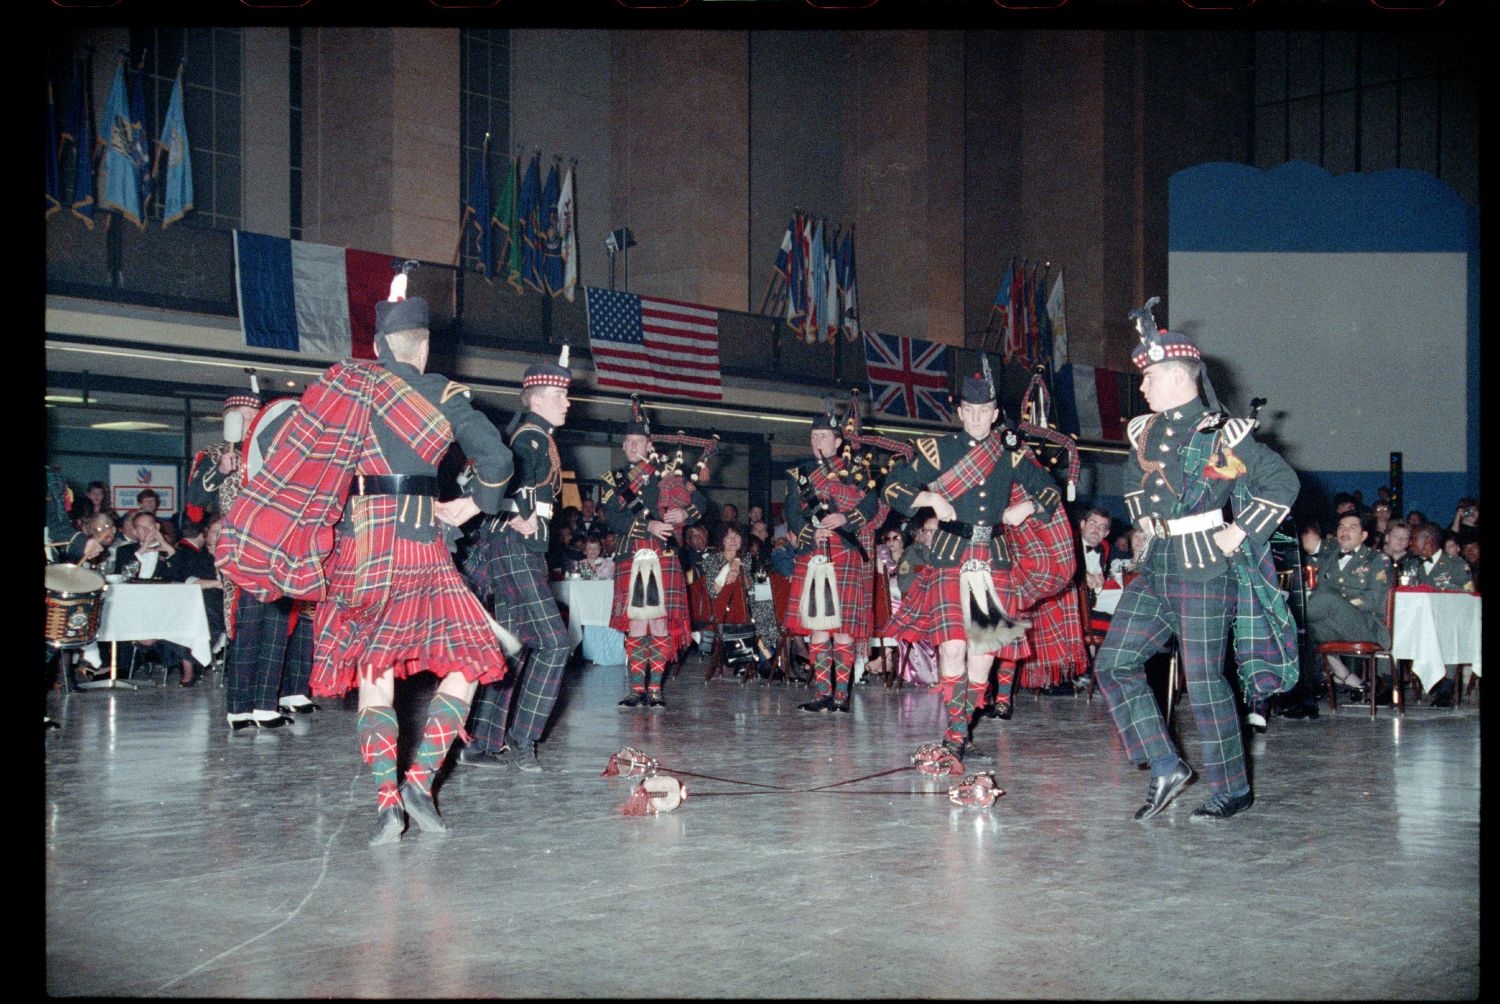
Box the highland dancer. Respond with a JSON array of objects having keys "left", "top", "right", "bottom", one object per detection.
[
  {"left": 599, "top": 397, "right": 713, "bottom": 709},
  {"left": 459, "top": 349, "right": 574, "bottom": 772},
  {"left": 217, "top": 267, "right": 514, "bottom": 844},
  {"left": 883, "top": 357, "right": 1068, "bottom": 760},
  {"left": 1095, "top": 299, "right": 1298, "bottom": 822}
]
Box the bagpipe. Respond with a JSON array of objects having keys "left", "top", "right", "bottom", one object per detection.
[
  {"left": 612, "top": 430, "right": 721, "bottom": 521},
  {"left": 789, "top": 457, "right": 869, "bottom": 563}
]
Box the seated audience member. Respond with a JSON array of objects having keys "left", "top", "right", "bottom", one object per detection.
[
  {"left": 1409, "top": 522, "right": 1472, "bottom": 592},
  {"left": 70, "top": 480, "right": 113, "bottom": 526},
  {"left": 1406, "top": 522, "right": 1475, "bottom": 706},
  {"left": 1441, "top": 530, "right": 1463, "bottom": 561},
  {"left": 150, "top": 518, "right": 223, "bottom": 687},
  {"left": 1406, "top": 510, "right": 1428, "bottom": 530},
  {"left": 547, "top": 523, "right": 584, "bottom": 573},
  {"left": 581, "top": 534, "right": 614, "bottom": 580},
  {"left": 1461, "top": 540, "right": 1480, "bottom": 593},
  {"left": 701, "top": 523, "right": 778, "bottom": 673},
  {"left": 747, "top": 504, "right": 764, "bottom": 527},
  {"left": 1382, "top": 519, "right": 1412, "bottom": 571},
  {"left": 1370, "top": 499, "right": 1393, "bottom": 537},
  {"left": 767, "top": 532, "right": 797, "bottom": 578},
  {"left": 718, "top": 502, "right": 739, "bottom": 531},
  {"left": 1450, "top": 498, "right": 1480, "bottom": 548},
  {"left": 679, "top": 523, "right": 710, "bottom": 577},
  {"left": 1109, "top": 527, "right": 1149, "bottom": 586},
  {"left": 865, "top": 526, "right": 906, "bottom": 682},
  {"left": 113, "top": 513, "right": 171, "bottom": 579},
  {"left": 575, "top": 497, "right": 606, "bottom": 541},
  {"left": 75, "top": 512, "right": 120, "bottom": 576},
  {"left": 1332, "top": 492, "right": 1359, "bottom": 519},
  {"left": 1304, "top": 512, "right": 1393, "bottom": 703}
]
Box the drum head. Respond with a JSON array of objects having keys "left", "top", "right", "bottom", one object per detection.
[{"left": 45, "top": 563, "right": 105, "bottom": 595}]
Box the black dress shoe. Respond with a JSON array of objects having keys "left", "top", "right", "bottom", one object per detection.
[
  {"left": 280, "top": 701, "right": 321, "bottom": 715},
  {"left": 515, "top": 744, "right": 543, "bottom": 773},
  {"left": 832, "top": 699, "right": 851, "bottom": 713},
  {"left": 398, "top": 782, "right": 449, "bottom": 835},
  {"left": 1246, "top": 710, "right": 1269, "bottom": 734},
  {"left": 254, "top": 713, "right": 291, "bottom": 729},
  {"left": 1189, "top": 789, "right": 1253, "bottom": 821},
  {"left": 991, "top": 699, "right": 1013, "bottom": 720},
  {"left": 958, "top": 741, "right": 992, "bottom": 761},
  {"left": 799, "top": 696, "right": 834, "bottom": 713},
  {"left": 1134, "top": 762, "right": 1195, "bottom": 821},
  {"left": 618, "top": 692, "right": 646, "bottom": 708},
  {"left": 457, "top": 745, "right": 511, "bottom": 768},
  {"left": 367, "top": 806, "right": 406, "bottom": 847},
  {"left": 228, "top": 715, "right": 256, "bottom": 732},
  {"left": 44, "top": 717, "right": 61, "bottom": 730},
  {"left": 646, "top": 693, "right": 666, "bottom": 708}
]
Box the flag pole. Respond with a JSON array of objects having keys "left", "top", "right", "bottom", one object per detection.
[{"left": 452, "top": 131, "right": 488, "bottom": 315}]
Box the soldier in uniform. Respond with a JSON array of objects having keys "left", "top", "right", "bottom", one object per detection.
[
  {"left": 599, "top": 398, "right": 707, "bottom": 709},
  {"left": 216, "top": 273, "right": 514, "bottom": 845},
  {"left": 1095, "top": 301, "right": 1299, "bottom": 823},
  {"left": 883, "top": 358, "right": 1067, "bottom": 759},
  {"left": 1305, "top": 511, "right": 1393, "bottom": 702},
  {"left": 1405, "top": 521, "right": 1474, "bottom": 706},
  {"left": 782, "top": 403, "right": 882, "bottom": 714},
  {"left": 460, "top": 349, "right": 574, "bottom": 772}
]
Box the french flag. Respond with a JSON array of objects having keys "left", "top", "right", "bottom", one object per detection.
[{"left": 233, "top": 230, "right": 393, "bottom": 359}]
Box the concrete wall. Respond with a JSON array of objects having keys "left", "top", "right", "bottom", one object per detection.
[
  {"left": 241, "top": 28, "right": 291, "bottom": 238},
  {"left": 609, "top": 31, "right": 750, "bottom": 308}
]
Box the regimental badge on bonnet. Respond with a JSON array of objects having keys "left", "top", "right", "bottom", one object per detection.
[{"left": 1128, "top": 296, "right": 1201, "bottom": 371}]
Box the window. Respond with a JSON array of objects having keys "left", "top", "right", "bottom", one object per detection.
[
  {"left": 459, "top": 28, "right": 511, "bottom": 272},
  {"left": 131, "top": 26, "right": 243, "bottom": 230},
  {"left": 1250, "top": 31, "right": 1476, "bottom": 203}
]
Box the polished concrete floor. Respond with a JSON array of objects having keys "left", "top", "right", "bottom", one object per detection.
[{"left": 44, "top": 653, "right": 1480, "bottom": 999}]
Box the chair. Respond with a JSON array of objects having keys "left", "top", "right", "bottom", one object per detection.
[{"left": 1318, "top": 586, "right": 1398, "bottom": 719}]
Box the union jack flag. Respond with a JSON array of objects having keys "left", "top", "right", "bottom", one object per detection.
[{"left": 862, "top": 330, "right": 952, "bottom": 422}]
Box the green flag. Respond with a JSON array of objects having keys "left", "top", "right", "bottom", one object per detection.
[{"left": 493, "top": 155, "right": 523, "bottom": 292}]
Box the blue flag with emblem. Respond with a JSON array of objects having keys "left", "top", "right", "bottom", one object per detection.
[
  {"left": 158, "top": 65, "right": 193, "bottom": 228},
  {"left": 62, "top": 59, "right": 95, "bottom": 228},
  {"left": 97, "top": 59, "right": 141, "bottom": 226},
  {"left": 520, "top": 153, "right": 543, "bottom": 292},
  {"left": 465, "top": 134, "right": 494, "bottom": 277}
]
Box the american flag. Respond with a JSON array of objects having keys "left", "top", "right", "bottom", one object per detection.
[
  {"left": 584, "top": 287, "right": 723, "bottom": 402},
  {"left": 862, "top": 330, "right": 952, "bottom": 422}
]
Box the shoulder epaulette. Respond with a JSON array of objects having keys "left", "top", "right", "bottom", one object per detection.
[
  {"left": 1220, "top": 417, "right": 1255, "bottom": 448},
  {"left": 440, "top": 381, "right": 472, "bottom": 404},
  {"left": 914, "top": 437, "right": 941, "bottom": 469}
]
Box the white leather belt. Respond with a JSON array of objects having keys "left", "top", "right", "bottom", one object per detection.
[{"left": 1143, "top": 510, "right": 1224, "bottom": 539}]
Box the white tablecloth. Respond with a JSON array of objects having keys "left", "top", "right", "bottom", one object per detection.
[
  {"left": 96, "top": 582, "right": 213, "bottom": 667},
  {"left": 551, "top": 579, "right": 625, "bottom": 661},
  {"left": 1391, "top": 589, "right": 1481, "bottom": 693}
]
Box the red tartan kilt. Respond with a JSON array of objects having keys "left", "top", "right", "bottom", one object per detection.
[
  {"left": 886, "top": 548, "right": 1031, "bottom": 659},
  {"left": 312, "top": 534, "right": 507, "bottom": 698},
  {"left": 782, "top": 547, "right": 873, "bottom": 639},
  {"left": 610, "top": 544, "right": 692, "bottom": 651},
  {"left": 1015, "top": 587, "right": 1090, "bottom": 688}
]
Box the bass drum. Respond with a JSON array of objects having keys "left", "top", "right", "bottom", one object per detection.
[{"left": 45, "top": 563, "right": 106, "bottom": 650}]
